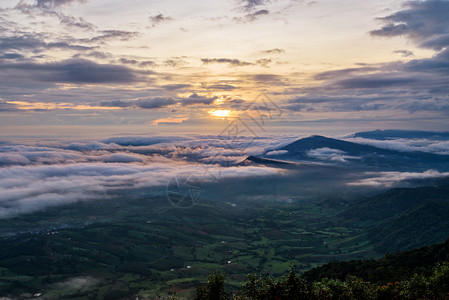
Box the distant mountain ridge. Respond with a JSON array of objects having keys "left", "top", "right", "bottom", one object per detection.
[
  {"left": 239, "top": 134, "right": 449, "bottom": 171},
  {"left": 280, "top": 135, "right": 396, "bottom": 156},
  {"left": 353, "top": 129, "right": 449, "bottom": 140}
]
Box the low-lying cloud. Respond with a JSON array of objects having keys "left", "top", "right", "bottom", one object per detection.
[
  {"left": 0, "top": 135, "right": 295, "bottom": 218},
  {"left": 307, "top": 147, "right": 360, "bottom": 163},
  {"left": 348, "top": 169, "right": 449, "bottom": 187}
]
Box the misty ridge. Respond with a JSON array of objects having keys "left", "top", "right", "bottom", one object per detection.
[{"left": 1, "top": 129, "right": 449, "bottom": 220}]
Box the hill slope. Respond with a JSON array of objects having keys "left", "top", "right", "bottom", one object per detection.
[
  {"left": 338, "top": 185, "right": 449, "bottom": 227},
  {"left": 302, "top": 236, "right": 449, "bottom": 283},
  {"left": 368, "top": 199, "right": 449, "bottom": 252}
]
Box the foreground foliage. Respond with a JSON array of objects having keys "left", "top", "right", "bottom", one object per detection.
[{"left": 194, "top": 262, "right": 449, "bottom": 300}]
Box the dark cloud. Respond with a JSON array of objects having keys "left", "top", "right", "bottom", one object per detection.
[
  {"left": 405, "top": 48, "right": 449, "bottom": 75},
  {"left": 58, "top": 14, "right": 94, "bottom": 30},
  {"left": 201, "top": 58, "right": 253, "bottom": 67},
  {"left": 262, "top": 48, "right": 285, "bottom": 54},
  {"left": 393, "top": 49, "right": 415, "bottom": 57},
  {"left": 239, "top": 0, "right": 269, "bottom": 12},
  {"left": 115, "top": 58, "right": 156, "bottom": 67},
  {"left": 82, "top": 30, "right": 139, "bottom": 44},
  {"left": 118, "top": 58, "right": 138, "bottom": 65},
  {"left": 233, "top": 9, "right": 270, "bottom": 22},
  {"left": 0, "top": 59, "right": 146, "bottom": 84},
  {"left": 0, "top": 33, "right": 95, "bottom": 54},
  {"left": 164, "top": 58, "right": 187, "bottom": 67},
  {"left": 15, "top": 0, "right": 94, "bottom": 30},
  {"left": 135, "top": 97, "right": 176, "bottom": 109},
  {"left": 370, "top": 0, "right": 449, "bottom": 51},
  {"left": 73, "top": 51, "right": 111, "bottom": 60},
  {"left": 47, "top": 41, "right": 94, "bottom": 51},
  {"left": 256, "top": 58, "right": 272, "bottom": 67},
  {"left": 181, "top": 93, "right": 217, "bottom": 106},
  {"left": 0, "top": 34, "right": 45, "bottom": 51},
  {"left": 99, "top": 100, "right": 133, "bottom": 108},
  {"left": 99, "top": 97, "right": 176, "bottom": 109},
  {"left": 337, "top": 75, "right": 417, "bottom": 89},
  {"left": 244, "top": 9, "right": 269, "bottom": 21},
  {"left": 0, "top": 53, "right": 25, "bottom": 60},
  {"left": 149, "top": 13, "right": 173, "bottom": 27},
  {"left": 139, "top": 60, "right": 156, "bottom": 67},
  {"left": 16, "top": 0, "right": 87, "bottom": 10}
]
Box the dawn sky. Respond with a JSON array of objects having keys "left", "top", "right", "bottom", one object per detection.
[{"left": 1, "top": 0, "right": 449, "bottom": 139}]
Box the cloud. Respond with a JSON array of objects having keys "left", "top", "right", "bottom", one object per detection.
[
  {"left": 201, "top": 58, "right": 253, "bottom": 67},
  {"left": 370, "top": 0, "right": 449, "bottom": 51},
  {"left": 348, "top": 169, "right": 449, "bottom": 187},
  {"left": 0, "top": 33, "right": 94, "bottom": 53},
  {"left": 99, "top": 97, "right": 176, "bottom": 109},
  {"left": 239, "top": 0, "right": 269, "bottom": 12},
  {"left": 164, "top": 58, "right": 187, "bottom": 67},
  {"left": 16, "top": 0, "right": 87, "bottom": 10},
  {"left": 0, "top": 101, "right": 19, "bottom": 112},
  {"left": 81, "top": 30, "right": 139, "bottom": 44},
  {"left": 286, "top": 13, "right": 449, "bottom": 113},
  {"left": 265, "top": 150, "right": 288, "bottom": 156},
  {"left": 281, "top": 0, "right": 449, "bottom": 115},
  {"left": 201, "top": 58, "right": 272, "bottom": 67},
  {"left": 73, "top": 51, "right": 111, "bottom": 59},
  {"left": 102, "top": 136, "right": 191, "bottom": 146},
  {"left": 0, "top": 137, "right": 285, "bottom": 218},
  {"left": 203, "top": 84, "right": 238, "bottom": 91},
  {"left": 256, "top": 58, "right": 272, "bottom": 67},
  {"left": 99, "top": 100, "right": 133, "bottom": 108},
  {"left": 57, "top": 14, "right": 94, "bottom": 29},
  {"left": 345, "top": 137, "right": 449, "bottom": 155},
  {"left": 3, "top": 133, "right": 449, "bottom": 219},
  {"left": 307, "top": 147, "right": 360, "bottom": 163},
  {"left": 0, "top": 59, "right": 147, "bottom": 84},
  {"left": 313, "top": 67, "right": 378, "bottom": 81},
  {"left": 262, "top": 48, "right": 285, "bottom": 54},
  {"left": 181, "top": 93, "right": 217, "bottom": 106},
  {"left": 152, "top": 117, "right": 189, "bottom": 126},
  {"left": 0, "top": 153, "right": 31, "bottom": 165},
  {"left": 149, "top": 13, "right": 173, "bottom": 27},
  {"left": 135, "top": 97, "right": 176, "bottom": 109},
  {"left": 64, "top": 141, "right": 118, "bottom": 151},
  {"left": 0, "top": 53, "right": 25, "bottom": 60},
  {"left": 244, "top": 9, "right": 269, "bottom": 21},
  {"left": 15, "top": 0, "right": 94, "bottom": 30},
  {"left": 117, "top": 58, "right": 156, "bottom": 68},
  {"left": 97, "top": 153, "right": 144, "bottom": 163},
  {"left": 393, "top": 49, "right": 414, "bottom": 57},
  {"left": 336, "top": 75, "right": 416, "bottom": 89}
]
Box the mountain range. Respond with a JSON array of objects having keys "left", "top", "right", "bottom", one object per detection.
[{"left": 240, "top": 132, "right": 449, "bottom": 172}]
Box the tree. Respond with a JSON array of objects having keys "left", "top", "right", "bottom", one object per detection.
[{"left": 194, "top": 271, "right": 229, "bottom": 300}]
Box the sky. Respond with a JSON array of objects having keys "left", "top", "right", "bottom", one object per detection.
[{"left": 1, "top": 0, "right": 449, "bottom": 139}]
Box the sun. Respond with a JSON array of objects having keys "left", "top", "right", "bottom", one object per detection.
[{"left": 209, "top": 109, "right": 232, "bottom": 118}]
